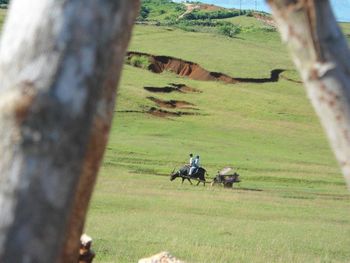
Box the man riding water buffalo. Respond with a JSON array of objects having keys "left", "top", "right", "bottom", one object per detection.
[
  {"left": 189, "top": 155, "right": 200, "bottom": 176},
  {"left": 170, "top": 153, "right": 207, "bottom": 185}
]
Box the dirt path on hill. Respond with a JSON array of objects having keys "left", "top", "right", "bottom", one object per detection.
[
  {"left": 253, "top": 13, "right": 276, "bottom": 28},
  {"left": 178, "top": 3, "right": 223, "bottom": 19}
]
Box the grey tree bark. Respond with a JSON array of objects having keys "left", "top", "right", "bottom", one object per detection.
[
  {"left": 267, "top": 0, "right": 350, "bottom": 188},
  {"left": 0, "top": 0, "right": 139, "bottom": 262}
]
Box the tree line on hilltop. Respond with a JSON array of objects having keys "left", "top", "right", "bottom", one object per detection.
[{"left": 137, "top": 0, "right": 274, "bottom": 38}]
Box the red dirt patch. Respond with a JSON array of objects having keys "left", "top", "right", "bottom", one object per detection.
[
  {"left": 127, "top": 52, "right": 291, "bottom": 84},
  {"left": 148, "top": 107, "right": 198, "bottom": 118},
  {"left": 179, "top": 3, "right": 224, "bottom": 19},
  {"left": 171, "top": 83, "right": 202, "bottom": 93},
  {"left": 148, "top": 55, "right": 236, "bottom": 83},
  {"left": 193, "top": 3, "right": 224, "bottom": 11},
  {"left": 147, "top": 96, "right": 196, "bottom": 109},
  {"left": 127, "top": 51, "right": 238, "bottom": 84},
  {"left": 253, "top": 13, "right": 276, "bottom": 28},
  {"left": 116, "top": 107, "right": 200, "bottom": 119},
  {"left": 144, "top": 83, "right": 201, "bottom": 93},
  {"left": 148, "top": 107, "right": 179, "bottom": 117}
]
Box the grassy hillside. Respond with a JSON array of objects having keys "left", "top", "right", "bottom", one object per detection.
[
  {"left": 86, "top": 14, "right": 350, "bottom": 263},
  {"left": 137, "top": 0, "right": 271, "bottom": 38},
  {"left": 1, "top": 5, "right": 350, "bottom": 263},
  {"left": 138, "top": 0, "right": 186, "bottom": 21},
  {"left": 0, "top": 9, "right": 6, "bottom": 25}
]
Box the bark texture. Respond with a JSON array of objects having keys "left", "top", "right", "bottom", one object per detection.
[
  {"left": 267, "top": 0, "right": 350, "bottom": 187},
  {"left": 0, "top": 0, "right": 139, "bottom": 262},
  {"left": 60, "top": 1, "right": 140, "bottom": 261}
]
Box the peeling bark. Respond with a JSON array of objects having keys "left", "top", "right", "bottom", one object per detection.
[
  {"left": 60, "top": 2, "right": 140, "bottom": 261},
  {"left": 0, "top": 0, "right": 139, "bottom": 262},
  {"left": 267, "top": 0, "right": 350, "bottom": 188}
]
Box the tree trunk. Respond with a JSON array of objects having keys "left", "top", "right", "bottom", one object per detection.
[
  {"left": 0, "top": 0, "right": 139, "bottom": 262},
  {"left": 267, "top": 0, "right": 350, "bottom": 188}
]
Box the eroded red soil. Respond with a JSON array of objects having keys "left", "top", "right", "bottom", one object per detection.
[
  {"left": 144, "top": 83, "right": 201, "bottom": 93},
  {"left": 147, "top": 96, "right": 196, "bottom": 109},
  {"left": 127, "top": 51, "right": 238, "bottom": 84},
  {"left": 127, "top": 51, "right": 287, "bottom": 84}
]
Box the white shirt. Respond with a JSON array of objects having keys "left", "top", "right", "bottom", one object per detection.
[
  {"left": 194, "top": 158, "right": 200, "bottom": 167},
  {"left": 189, "top": 157, "right": 194, "bottom": 166}
]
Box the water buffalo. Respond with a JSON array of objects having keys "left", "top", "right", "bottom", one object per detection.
[{"left": 170, "top": 165, "right": 207, "bottom": 186}]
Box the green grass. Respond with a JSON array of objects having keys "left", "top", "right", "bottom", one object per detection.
[
  {"left": 126, "top": 54, "right": 150, "bottom": 69},
  {"left": 139, "top": 0, "right": 185, "bottom": 22},
  {"left": 0, "top": 5, "right": 349, "bottom": 263},
  {"left": 86, "top": 21, "right": 350, "bottom": 262},
  {"left": 218, "top": 15, "right": 265, "bottom": 27},
  {"left": 0, "top": 8, "right": 6, "bottom": 27},
  {"left": 88, "top": 168, "right": 350, "bottom": 263},
  {"left": 138, "top": 0, "right": 271, "bottom": 38}
]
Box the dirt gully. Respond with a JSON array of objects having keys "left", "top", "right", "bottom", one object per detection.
[{"left": 126, "top": 51, "right": 290, "bottom": 84}]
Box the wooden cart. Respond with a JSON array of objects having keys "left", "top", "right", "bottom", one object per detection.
[{"left": 211, "top": 167, "right": 240, "bottom": 188}]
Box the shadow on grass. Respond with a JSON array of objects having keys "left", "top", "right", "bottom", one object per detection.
[{"left": 236, "top": 187, "right": 263, "bottom": 192}]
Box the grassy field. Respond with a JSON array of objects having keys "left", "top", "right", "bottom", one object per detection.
[
  {"left": 1, "top": 5, "right": 349, "bottom": 263},
  {"left": 85, "top": 14, "right": 350, "bottom": 263},
  {"left": 0, "top": 9, "right": 6, "bottom": 25}
]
